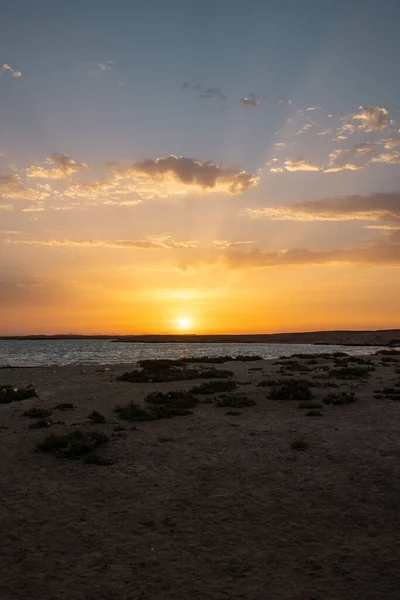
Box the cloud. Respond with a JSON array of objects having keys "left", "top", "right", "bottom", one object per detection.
[
  {"left": 352, "top": 105, "right": 388, "bottom": 131},
  {"left": 381, "top": 138, "right": 400, "bottom": 150},
  {"left": 0, "top": 203, "right": 13, "bottom": 210},
  {"left": 0, "top": 174, "right": 50, "bottom": 203},
  {"left": 180, "top": 230, "right": 400, "bottom": 270},
  {"left": 240, "top": 95, "right": 260, "bottom": 108},
  {"left": 26, "top": 154, "right": 88, "bottom": 179},
  {"left": 212, "top": 240, "right": 255, "bottom": 249},
  {"left": 318, "top": 129, "right": 333, "bottom": 136},
  {"left": 369, "top": 151, "right": 400, "bottom": 164},
  {"left": 281, "top": 157, "right": 320, "bottom": 172},
  {"left": 324, "top": 143, "right": 374, "bottom": 172},
  {"left": 242, "top": 192, "right": 400, "bottom": 222},
  {"left": 324, "top": 163, "right": 365, "bottom": 173},
  {"left": 96, "top": 61, "right": 115, "bottom": 72},
  {"left": 0, "top": 63, "right": 22, "bottom": 78},
  {"left": 5, "top": 234, "right": 200, "bottom": 250},
  {"left": 200, "top": 87, "right": 226, "bottom": 100},
  {"left": 182, "top": 81, "right": 201, "bottom": 91},
  {"left": 108, "top": 155, "right": 259, "bottom": 195},
  {"left": 296, "top": 123, "right": 313, "bottom": 135},
  {"left": 277, "top": 97, "right": 292, "bottom": 105}
]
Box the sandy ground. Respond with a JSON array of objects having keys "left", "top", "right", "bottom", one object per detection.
[{"left": 1, "top": 353, "right": 400, "bottom": 600}]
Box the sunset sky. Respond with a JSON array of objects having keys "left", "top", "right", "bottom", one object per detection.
[{"left": 1, "top": 0, "right": 400, "bottom": 334}]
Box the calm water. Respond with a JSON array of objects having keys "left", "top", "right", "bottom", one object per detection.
[{"left": 0, "top": 339, "right": 384, "bottom": 367}]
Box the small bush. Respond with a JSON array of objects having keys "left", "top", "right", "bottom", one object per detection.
[
  {"left": 115, "top": 401, "right": 192, "bottom": 421},
  {"left": 269, "top": 379, "right": 314, "bottom": 402},
  {"left": 29, "top": 418, "right": 52, "bottom": 429},
  {"left": 36, "top": 430, "right": 109, "bottom": 459},
  {"left": 215, "top": 393, "right": 256, "bottom": 408},
  {"left": 258, "top": 379, "right": 279, "bottom": 387},
  {"left": 117, "top": 366, "right": 234, "bottom": 383},
  {"left": 0, "top": 384, "right": 37, "bottom": 404},
  {"left": 54, "top": 402, "right": 74, "bottom": 411},
  {"left": 297, "top": 401, "right": 323, "bottom": 409},
  {"left": 190, "top": 380, "right": 237, "bottom": 395},
  {"left": 381, "top": 356, "right": 399, "bottom": 363},
  {"left": 305, "top": 410, "right": 323, "bottom": 417},
  {"left": 375, "top": 349, "right": 400, "bottom": 356},
  {"left": 290, "top": 436, "right": 308, "bottom": 450},
  {"left": 23, "top": 407, "right": 51, "bottom": 419},
  {"left": 145, "top": 391, "right": 198, "bottom": 409},
  {"left": 88, "top": 410, "right": 106, "bottom": 424},
  {"left": 84, "top": 454, "right": 113, "bottom": 466},
  {"left": 329, "top": 366, "right": 373, "bottom": 379},
  {"left": 323, "top": 392, "right": 357, "bottom": 405}
]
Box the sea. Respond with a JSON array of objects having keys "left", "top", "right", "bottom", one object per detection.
[{"left": 0, "top": 339, "right": 385, "bottom": 367}]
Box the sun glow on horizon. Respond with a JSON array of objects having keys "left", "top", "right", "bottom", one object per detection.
[{"left": 176, "top": 316, "right": 193, "bottom": 330}]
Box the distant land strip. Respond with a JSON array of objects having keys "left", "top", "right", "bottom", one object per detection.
[{"left": 0, "top": 330, "right": 399, "bottom": 346}]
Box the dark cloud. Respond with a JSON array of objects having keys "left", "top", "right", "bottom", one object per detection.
[
  {"left": 109, "top": 155, "right": 259, "bottom": 194},
  {"left": 200, "top": 87, "right": 226, "bottom": 100}
]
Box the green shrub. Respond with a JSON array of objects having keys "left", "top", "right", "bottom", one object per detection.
[
  {"left": 323, "top": 392, "right": 357, "bottom": 405},
  {"left": 36, "top": 430, "right": 109, "bottom": 459},
  {"left": 297, "top": 401, "right": 323, "bottom": 409},
  {"left": 88, "top": 410, "right": 106, "bottom": 423},
  {"left": 23, "top": 407, "right": 51, "bottom": 418},
  {"left": 214, "top": 393, "right": 256, "bottom": 407},
  {"left": 115, "top": 401, "right": 192, "bottom": 421},
  {"left": 290, "top": 436, "right": 308, "bottom": 450},
  {"left": 0, "top": 384, "right": 37, "bottom": 404},
  {"left": 190, "top": 380, "right": 237, "bottom": 395},
  {"left": 29, "top": 418, "right": 52, "bottom": 429},
  {"left": 145, "top": 391, "right": 198, "bottom": 409},
  {"left": 117, "top": 365, "right": 234, "bottom": 383},
  {"left": 54, "top": 402, "right": 74, "bottom": 410},
  {"left": 329, "top": 366, "right": 373, "bottom": 379},
  {"left": 269, "top": 379, "right": 314, "bottom": 402}
]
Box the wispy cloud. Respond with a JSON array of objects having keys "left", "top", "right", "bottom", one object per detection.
[
  {"left": 212, "top": 240, "right": 255, "bottom": 249},
  {"left": 0, "top": 63, "right": 22, "bottom": 78},
  {"left": 352, "top": 105, "right": 389, "bottom": 131},
  {"left": 242, "top": 192, "right": 400, "bottom": 222},
  {"left": 369, "top": 151, "right": 400, "bottom": 164},
  {"left": 26, "top": 154, "right": 88, "bottom": 179},
  {"left": 0, "top": 174, "right": 50, "bottom": 203},
  {"left": 240, "top": 95, "right": 260, "bottom": 108},
  {"left": 5, "top": 234, "right": 200, "bottom": 250},
  {"left": 180, "top": 230, "right": 400, "bottom": 270},
  {"left": 200, "top": 87, "right": 226, "bottom": 101},
  {"left": 281, "top": 157, "right": 320, "bottom": 172},
  {"left": 96, "top": 60, "right": 115, "bottom": 72}
]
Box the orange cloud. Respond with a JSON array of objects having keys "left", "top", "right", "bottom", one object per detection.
[{"left": 26, "top": 154, "right": 88, "bottom": 179}]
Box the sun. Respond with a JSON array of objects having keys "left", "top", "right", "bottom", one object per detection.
[{"left": 176, "top": 316, "right": 192, "bottom": 330}]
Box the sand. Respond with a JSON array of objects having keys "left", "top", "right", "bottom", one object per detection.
[{"left": 1, "top": 353, "right": 400, "bottom": 600}]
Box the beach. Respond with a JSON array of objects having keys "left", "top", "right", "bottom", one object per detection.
[{"left": 1, "top": 352, "right": 400, "bottom": 599}]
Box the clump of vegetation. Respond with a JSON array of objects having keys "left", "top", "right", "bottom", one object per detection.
[
  {"left": 54, "top": 402, "right": 74, "bottom": 411},
  {"left": 305, "top": 410, "right": 323, "bottom": 417},
  {"left": 145, "top": 391, "right": 198, "bottom": 409},
  {"left": 374, "top": 387, "right": 400, "bottom": 401},
  {"left": 83, "top": 454, "right": 114, "bottom": 466},
  {"left": 215, "top": 393, "right": 256, "bottom": 408},
  {"left": 88, "top": 410, "right": 106, "bottom": 424},
  {"left": 276, "top": 360, "right": 311, "bottom": 372},
  {"left": 297, "top": 401, "right": 323, "bottom": 409},
  {"left": 258, "top": 379, "right": 280, "bottom": 387},
  {"left": 323, "top": 391, "right": 357, "bottom": 405},
  {"left": 115, "top": 400, "right": 192, "bottom": 422},
  {"left": 23, "top": 407, "right": 51, "bottom": 419},
  {"left": 290, "top": 436, "right": 309, "bottom": 450},
  {"left": 381, "top": 356, "right": 399, "bottom": 363},
  {"left": 375, "top": 349, "right": 400, "bottom": 356},
  {"left": 190, "top": 379, "right": 237, "bottom": 395},
  {"left": 269, "top": 379, "right": 314, "bottom": 402},
  {"left": 138, "top": 356, "right": 263, "bottom": 367},
  {"left": 29, "top": 418, "right": 52, "bottom": 429},
  {"left": 0, "top": 384, "right": 37, "bottom": 404},
  {"left": 117, "top": 364, "right": 234, "bottom": 383},
  {"left": 329, "top": 366, "right": 374, "bottom": 379},
  {"left": 36, "top": 429, "right": 109, "bottom": 459}
]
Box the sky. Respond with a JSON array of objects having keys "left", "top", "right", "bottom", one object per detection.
[{"left": 1, "top": 0, "right": 400, "bottom": 334}]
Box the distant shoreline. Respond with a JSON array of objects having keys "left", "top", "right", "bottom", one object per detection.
[{"left": 0, "top": 330, "right": 399, "bottom": 347}]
